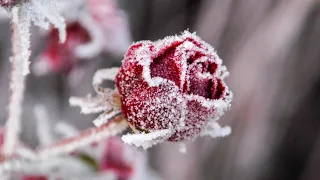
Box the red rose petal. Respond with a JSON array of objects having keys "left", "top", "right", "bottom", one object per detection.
[
  {"left": 150, "top": 45, "right": 182, "bottom": 87},
  {"left": 212, "top": 79, "right": 226, "bottom": 100}
]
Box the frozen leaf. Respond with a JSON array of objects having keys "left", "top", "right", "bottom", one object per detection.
[{"left": 0, "top": 0, "right": 66, "bottom": 74}]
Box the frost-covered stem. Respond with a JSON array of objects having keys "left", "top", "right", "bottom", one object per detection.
[
  {"left": 3, "top": 7, "right": 30, "bottom": 157},
  {"left": 37, "top": 115, "right": 128, "bottom": 159}
]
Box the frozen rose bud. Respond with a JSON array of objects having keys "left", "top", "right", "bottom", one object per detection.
[
  {"left": 99, "top": 137, "right": 133, "bottom": 180},
  {"left": 116, "top": 31, "right": 232, "bottom": 141},
  {"left": 36, "top": 22, "right": 90, "bottom": 74}
]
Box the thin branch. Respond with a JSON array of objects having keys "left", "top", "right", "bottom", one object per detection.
[
  {"left": 37, "top": 115, "right": 128, "bottom": 159},
  {"left": 3, "top": 6, "right": 30, "bottom": 157}
]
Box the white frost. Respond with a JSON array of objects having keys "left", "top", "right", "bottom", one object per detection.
[
  {"left": 93, "top": 110, "right": 121, "bottom": 127},
  {"left": 122, "top": 129, "right": 172, "bottom": 149},
  {"left": 92, "top": 67, "right": 120, "bottom": 87},
  {"left": 201, "top": 121, "right": 232, "bottom": 138}
]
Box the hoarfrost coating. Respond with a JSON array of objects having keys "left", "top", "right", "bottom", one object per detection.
[{"left": 116, "top": 31, "right": 233, "bottom": 146}]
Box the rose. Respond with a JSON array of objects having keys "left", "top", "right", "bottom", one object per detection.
[{"left": 116, "top": 31, "right": 232, "bottom": 141}]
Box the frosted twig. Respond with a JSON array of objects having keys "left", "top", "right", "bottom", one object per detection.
[
  {"left": 37, "top": 115, "right": 128, "bottom": 159},
  {"left": 2, "top": 0, "right": 67, "bottom": 158},
  {"left": 54, "top": 121, "right": 104, "bottom": 159},
  {"left": 69, "top": 93, "right": 117, "bottom": 114},
  {"left": 15, "top": 144, "right": 38, "bottom": 160},
  {"left": 3, "top": 7, "right": 30, "bottom": 157}
]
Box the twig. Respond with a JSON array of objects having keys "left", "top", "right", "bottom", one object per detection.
[
  {"left": 3, "top": 6, "right": 30, "bottom": 157},
  {"left": 37, "top": 115, "right": 128, "bottom": 159}
]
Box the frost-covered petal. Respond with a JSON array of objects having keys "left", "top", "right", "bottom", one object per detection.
[{"left": 123, "top": 81, "right": 184, "bottom": 133}]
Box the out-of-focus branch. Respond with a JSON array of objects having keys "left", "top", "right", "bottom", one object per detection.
[
  {"left": 37, "top": 115, "right": 128, "bottom": 159},
  {"left": 3, "top": 6, "right": 30, "bottom": 157}
]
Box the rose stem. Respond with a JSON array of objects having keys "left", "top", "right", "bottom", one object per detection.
[{"left": 37, "top": 115, "right": 128, "bottom": 159}]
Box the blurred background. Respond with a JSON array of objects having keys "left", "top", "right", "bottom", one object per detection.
[{"left": 1, "top": 0, "right": 320, "bottom": 179}]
